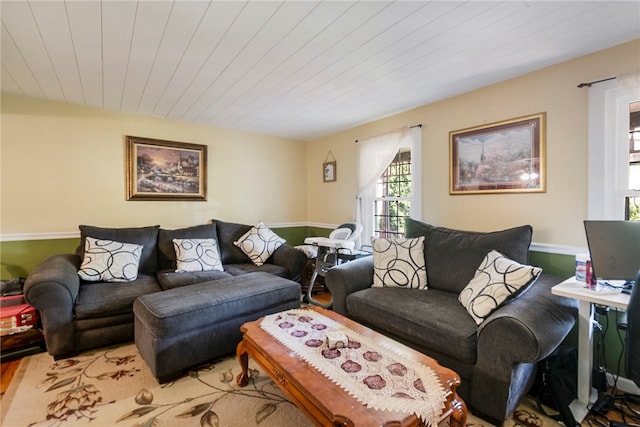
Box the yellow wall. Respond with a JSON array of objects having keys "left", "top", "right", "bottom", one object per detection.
[
  {"left": 2, "top": 39, "right": 639, "bottom": 250},
  {"left": 307, "top": 39, "right": 640, "bottom": 248},
  {"left": 1, "top": 94, "right": 307, "bottom": 236}
]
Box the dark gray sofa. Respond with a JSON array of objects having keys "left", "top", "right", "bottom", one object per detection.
[
  {"left": 24, "top": 219, "right": 307, "bottom": 359},
  {"left": 324, "top": 218, "right": 578, "bottom": 424}
]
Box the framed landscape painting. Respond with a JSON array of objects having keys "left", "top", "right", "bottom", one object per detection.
[
  {"left": 449, "top": 113, "right": 546, "bottom": 194},
  {"left": 126, "top": 136, "right": 207, "bottom": 201}
]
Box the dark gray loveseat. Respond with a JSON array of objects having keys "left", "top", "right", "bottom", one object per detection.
[
  {"left": 324, "top": 218, "right": 578, "bottom": 423},
  {"left": 24, "top": 219, "right": 306, "bottom": 359}
]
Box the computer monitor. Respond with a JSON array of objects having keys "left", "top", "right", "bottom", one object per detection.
[{"left": 584, "top": 220, "right": 640, "bottom": 283}]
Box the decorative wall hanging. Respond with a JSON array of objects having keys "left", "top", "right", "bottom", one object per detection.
[
  {"left": 126, "top": 136, "right": 207, "bottom": 201},
  {"left": 323, "top": 151, "right": 337, "bottom": 182},
  {"left": 449, "top": 113, "right": 546, "bottom": 194}
]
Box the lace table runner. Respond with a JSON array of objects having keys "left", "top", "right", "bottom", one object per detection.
[{"left": 260, "top": 309, "right": 446, "bottom": 426}]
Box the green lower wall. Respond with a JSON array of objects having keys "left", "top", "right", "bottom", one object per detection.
[
  {"left": 1, "top": 238, "right": 80, "bottom": 279},
  {"left": 268, "top": 226, "right": 309, "bottom": 247},
  {"left": 529, "top": 251, "right": 576, "bottom": 278}
]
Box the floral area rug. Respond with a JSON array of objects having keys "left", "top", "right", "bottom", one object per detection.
[{"left": 1, "top": 342, "right": 563, "bottom": 427}]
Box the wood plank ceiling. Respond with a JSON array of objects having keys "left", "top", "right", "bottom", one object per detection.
[{"left": 2, "top": 1, "right": 639, "bottom": 141}]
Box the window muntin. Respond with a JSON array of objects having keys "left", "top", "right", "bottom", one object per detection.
[{"left": 374, "top": 148, "right": 412, "bottom": 238}]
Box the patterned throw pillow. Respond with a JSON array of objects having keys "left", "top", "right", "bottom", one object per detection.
[
  {"left": 371, "top": 236, "right": 427, "bottom": 289},
  {"left": 459, "top": 250, "right": 542, "bottom": 325},
  {"left": 78, "top": 237, "right": 143, "bottom": 282},
  {"left": 233, "top": 221, "right": 285, "bottom": 266},
  {"left": 173, "top": 238, "right": 223, "bottom": 272}
]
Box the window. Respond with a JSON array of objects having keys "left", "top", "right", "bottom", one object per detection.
[
  {"left": 374, "top": 149, "right": 412, "bottom": 237},
  {"left": 356, "top": 126, "right": 422, "bottom": 242},
  {"left": 587, "top": 79, "right": 640, "bottom": 221},
  {"left": 628, "top": 105, "right": 640, "bottom": 220}
]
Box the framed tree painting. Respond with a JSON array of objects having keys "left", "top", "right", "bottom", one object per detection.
[
  {"left": 450, "top": 113, "right": 546, "bottom": 194},
  {"left": 126, "top": 136, "right": 207, "bottom": 201}
]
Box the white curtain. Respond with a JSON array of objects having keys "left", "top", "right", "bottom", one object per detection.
[
  {"left": 617, "top": 68, "right": 640, "bottom": 97},
  {"left": 355, "top": 127, "right": 410, "bottom": 246}
]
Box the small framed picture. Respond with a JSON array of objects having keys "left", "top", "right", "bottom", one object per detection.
[{"left": 323, "top": 161, "right": 336, "bottom": 182}]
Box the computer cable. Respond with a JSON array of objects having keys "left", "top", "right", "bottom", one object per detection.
[{"left": 606, "top": 309, "right": 640, "bottom": 426}]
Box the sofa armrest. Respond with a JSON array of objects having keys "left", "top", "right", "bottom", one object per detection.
[
  {"left": 472, "top": 273, "right": 578, "bottom": 418},
  {"left": 24, "top": 254, "right": 81, "bottom": 338},
  {"left": 271, "top": 244, "right": 307, "bottom": 282},
  {"left": 324, "top": 256, "right": 374, "bottom": 315}
]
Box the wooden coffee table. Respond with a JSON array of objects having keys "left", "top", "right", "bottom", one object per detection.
[{"left": 237, "top": 306, "right": 467, "bottom": 427}]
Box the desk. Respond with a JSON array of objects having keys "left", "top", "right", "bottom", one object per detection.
[{"left": 551, "top": 277, "right": 629, "bottom": 420}]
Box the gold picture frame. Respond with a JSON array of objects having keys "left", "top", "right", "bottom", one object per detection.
[
  {"left": 450, "top": 113, "right": 546, "bottom": 194},
  {"left": 126, "top": 136, "right": 207, "bottom": 201},
  {"left": 323, "top": 161, "right": 337, "bottom": 182}
]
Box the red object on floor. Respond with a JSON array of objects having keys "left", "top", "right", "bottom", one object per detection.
[{"left": 0, "top": 295, "right": 38, "bottom": 331}]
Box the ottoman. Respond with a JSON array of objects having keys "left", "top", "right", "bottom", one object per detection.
[{"left": 133, "top": 272, "right": 301, "bottom": 382}]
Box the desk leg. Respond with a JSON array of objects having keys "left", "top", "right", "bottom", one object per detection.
[{"left": 569, "top": 299, "right": 598, "bottom": 421}]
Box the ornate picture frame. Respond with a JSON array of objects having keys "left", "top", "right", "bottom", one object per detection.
[
  {"left": 126, "top": 136, "right": 207, "bottom": 201},
  {"left": 450, "top": 113, "right": 546, "bottom": 194}
]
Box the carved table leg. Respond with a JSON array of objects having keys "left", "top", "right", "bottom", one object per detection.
[
  {"left": 236, "top": 339, "right": 250, "bottom": 387},
  {"left": 448, "top": 392, "right": 467, "bottom": 427}
]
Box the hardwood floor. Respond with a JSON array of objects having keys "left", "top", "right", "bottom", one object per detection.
[
  {"left": 309, "top": 290, "right": 331, "bottom": 305},
  {"left": 0, "top": 357, "right": 21, "bottom": 399},
  {"left": 1, "top": 328, "right": 45, "bottom": 399}
]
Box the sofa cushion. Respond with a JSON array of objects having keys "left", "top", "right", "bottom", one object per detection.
[
  {"left": 405, "top": 218, "right": 533, "bottom": 294},
  {"left": 78, "top": 237, "right": 143, "bottom": 282},
  {"left": 134, "top": 272, "right": 301, "bottom": 338},
  {"left": 371, "top": 236, "right": 427, "bottom": 289},
  {"left": 233, "top": 221, "right": 285, "bottom": 266},
  {"left": 79, "top": 225, "right": 160, "bottom": 275},
  {"left": 173, "top": 238, "right": 223, "bottom": 272},
  {"left": 459, "top": 250, "right": 542, "bottom": 325},
  {"left": 223, "top": 263, "right": 289, "bottom": 278},
  {"left": 74, "top": 274, "right": 162, "bottom": 320},
  {"left": 346, "top": 287, "right": 478, "bottom": 364},
  {"left": 156, "top": 270, "right": 232, "bottom": 290},
  {"left": 212, "top": 219, "right": 253, "bottom": 264},
  {"left": 157, "top": 224, "right": 219, "bottom": 271}
]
